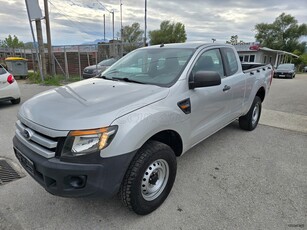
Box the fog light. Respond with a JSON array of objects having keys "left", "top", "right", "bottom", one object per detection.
[{"left": 68, "top": 176, "right": 87, "bottom": 189}]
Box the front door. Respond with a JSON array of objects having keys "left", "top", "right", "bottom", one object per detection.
[{"left": 188, "top": 48, "right": 234, "bottom": 146}]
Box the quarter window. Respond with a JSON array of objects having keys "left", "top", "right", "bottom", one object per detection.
[{"left": 222, "top": 48, "right": 239, "bottom": 76}]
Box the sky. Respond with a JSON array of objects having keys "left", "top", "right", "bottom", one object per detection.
[{"left": 0, "top": 0, "right": 306, "bottom": 46}]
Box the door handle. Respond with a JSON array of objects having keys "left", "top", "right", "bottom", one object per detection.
[{"left": 223, "top": 85, "right": 231, "bottom": 92}]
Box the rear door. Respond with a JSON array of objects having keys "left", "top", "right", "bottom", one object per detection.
[{"left": 188, "top": 48, "right": 234, "bottom": 145}]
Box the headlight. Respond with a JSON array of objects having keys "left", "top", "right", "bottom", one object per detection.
[{"left": 61, "top": 126, "right": 118, "bottom": 157}]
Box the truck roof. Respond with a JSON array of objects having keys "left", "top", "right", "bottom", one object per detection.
[{"left": 144, "top": 42, "right": 234, "bottom": 50}]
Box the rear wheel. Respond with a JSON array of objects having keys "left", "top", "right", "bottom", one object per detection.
[
  {"left": 120, "top": 140, "right": 177, "bottom": 215},
  {"left": 239, "top": 96, "right": 262, "bottom": 131},
  {"left": 11, "top": 98, "right": 20, "bottom": 104}
]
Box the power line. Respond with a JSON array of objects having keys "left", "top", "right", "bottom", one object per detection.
[{"left": 48, "top": 0, "right": 105, "bottom": 39}]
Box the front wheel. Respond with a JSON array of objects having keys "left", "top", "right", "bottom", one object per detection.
[
  {"left": 120, "top": 140, "right": 177, "bottom": 215},
  {"left": 239, "top": 96, "right": 262, "bottom": 131}
]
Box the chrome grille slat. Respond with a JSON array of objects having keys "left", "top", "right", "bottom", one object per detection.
[
  {"left": 16, "top": 120, "right": 57, "bottom": 149},
  {"left": 15, "top": 130, "right": 55, "bottom": 158},
  {"left": 15, "top": 119, "right": 68, "bottom": 159}
]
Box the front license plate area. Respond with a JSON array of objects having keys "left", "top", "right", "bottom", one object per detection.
[{"left": 15, "top": 149, "right": 35, "bottom": 176}]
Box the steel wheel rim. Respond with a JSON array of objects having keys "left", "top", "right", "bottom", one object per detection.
[
  {"left": 252, "top": 103, "right": 260, "bottom": 125},
  {"left": 141, "top": 159, "right": 169, "bottom": 201}
]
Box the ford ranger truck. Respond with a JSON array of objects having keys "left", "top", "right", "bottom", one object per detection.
[{"left": 13, "top": 43, "right": 273, "bottom": 215}]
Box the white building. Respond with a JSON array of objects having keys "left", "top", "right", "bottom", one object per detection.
[{"left": 234, "top": 42, "right": 299, "bottom": 67}]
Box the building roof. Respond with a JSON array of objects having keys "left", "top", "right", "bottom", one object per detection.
[
  {"left": 259, "top": 47, "right": 299, "bottom": 58},
  {"left": 234, "top": 42, "right": 299, "bottom": 58}
]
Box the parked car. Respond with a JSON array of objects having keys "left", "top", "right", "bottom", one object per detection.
[
  {"left": 274, "top": 63, "right": 296, "bottom": 78},
  {"left": 303, "top": 66, "right": 307, "bottom": 73},
  {"left": 82, "top": 58, "right": 118, "bottom": 79},
  {"left": 0, "top": 64, "right": 21, "bottom": 104},
  {"left": 13, "top": 43, "right": 273, "bottom": 215}
]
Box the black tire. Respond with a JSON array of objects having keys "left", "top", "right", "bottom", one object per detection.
[
  {"left": 11, "top": 98, "right": 20, "bottom": 104},
  {"left": 239, "top": 96, "right": 262, "bottom": 131},
  {"left": 120, "top": 140, "right": 177, "bottom": 215}
]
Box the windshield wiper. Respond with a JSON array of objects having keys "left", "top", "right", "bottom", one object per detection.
[
  {"left": 112, "top": 77, "right": 145, "bottom": 84},
  {"left": 96, "top": 75, "right": 112, "bottom": 80}
]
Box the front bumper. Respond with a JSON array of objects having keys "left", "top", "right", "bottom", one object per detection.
[
  {"left": 274, "top": 72, "right": 294, "bottom": 78},
  {"left": 13, "top": 136, "right": 136, "bottom": 198}
]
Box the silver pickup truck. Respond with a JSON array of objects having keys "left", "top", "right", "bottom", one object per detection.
[{"left": 13, "top": 43, "right": 273, "bottom": 215}]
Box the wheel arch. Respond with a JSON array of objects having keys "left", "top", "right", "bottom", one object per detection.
[
  {"left": 146, "top": 130, "right": 183, "bottom": 157},
  {"left": 256, "top": 87, "right": 265, "bottom": 102}
]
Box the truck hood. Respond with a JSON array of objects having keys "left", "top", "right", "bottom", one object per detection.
[{"left": 19, "top": 79, "right": 169, "bottom": 131}]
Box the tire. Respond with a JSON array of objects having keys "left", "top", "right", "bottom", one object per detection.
[
  {"left": 239, "top": 96, "right": 262, "bottom": 131},
  {"left": 120, "top": 140, "right": 177, "bottom": 215},
  {"left": 11, "top": 98, "right": 20, "bottom": 104}
]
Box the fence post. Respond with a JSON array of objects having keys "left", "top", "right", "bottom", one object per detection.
[
  {"left": 78, "top": 46, "right": 81, "bottom": 80},
  {"left": 64, "top": 46, "right": 69, "bottom": 79}
]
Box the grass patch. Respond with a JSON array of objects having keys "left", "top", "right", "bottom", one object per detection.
[{"left": 27, "top": 72, "right": 81, "bottom": 86}]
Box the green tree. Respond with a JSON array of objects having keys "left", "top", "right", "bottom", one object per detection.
[
  {"left": 121, "top": 22, "right": 144, "bottom": 52},
  {"left": 255, "top": 13, "right": 307, "bottom": 53},
  {"left": 122, "top": 22, "right": 144, "bottom": 44},
  {"left": 226, "top": 35, "right": 244, "bottom": 45},
  {"left": 149, "top": 20, "right": 187, "bottom": 45},
  {"left": 1, "top": 35, "right": 24, "bottom": 49}
]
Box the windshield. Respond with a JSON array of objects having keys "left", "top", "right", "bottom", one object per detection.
[
  {"left": 277, "top": 64, "right": 294, "bottom": 70},
  {"left": 101, "top": 48, "right": 194, "bottom": 87},
  {"left": 98, "top": 58, "right": 117, "bottom": 66}
]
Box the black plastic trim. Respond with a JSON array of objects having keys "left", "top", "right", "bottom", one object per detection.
[{"left": 13, "top": 136, "right": 137, "bottom": 198}]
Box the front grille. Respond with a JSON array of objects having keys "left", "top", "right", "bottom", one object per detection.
[
  {"left": 15, "top": 120, "right": 68, "bottom": 159},
  {"left": 84, "top": 69, "right": 94, "bottom": 74}
]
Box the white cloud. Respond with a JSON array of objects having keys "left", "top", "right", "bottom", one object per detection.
[{"left": 0, "top": 0, "right": 306, "bottom": 45}]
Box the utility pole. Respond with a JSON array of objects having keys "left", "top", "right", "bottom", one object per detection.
[
  {"left": 120, "top": 1, "right": 123, "bottom": 56},
  {"left": 24, "top": 0, "right": 44, "bottom": 81},
  {"left": 144, "top": 0, "right": 147, "bottom": 46},
  {"left": 120, "top": 1, "right": 123, "bottom": 40},
  {"left": 44, "top": 0, "right": 54, "bottom": 76},
  {"left": 35, "top": 19, "right": 47, "bottom": 76},
  {"left": 103, "top": 14, "right": 105, "bottom": 41},
  {"left": 111, "top": 10, "right": 115, "bottom": 40}
]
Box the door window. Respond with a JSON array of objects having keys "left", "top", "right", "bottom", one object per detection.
[{"left": 192, "top": 49, "right": 224, "bottom": 78}]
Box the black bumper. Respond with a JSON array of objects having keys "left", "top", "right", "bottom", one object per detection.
[
  {"left": 13, "top": 136, "right": 136, "bottom": 198},
  {"left": 274, "top": 72, "right": 294, "bottom": 78}
]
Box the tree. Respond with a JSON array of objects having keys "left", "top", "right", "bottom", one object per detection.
[
  {"left": 149, "top": 20, "right": 187, "bottom": 45},
  {"left": 120, "top": 22, "right": 144, "bottom": 52},
  {"left": 122, "top": 22, "right": 144, "bottom": 44},
  {"left": 255, "top": 13, "right": 307, "bottom": 53},
  {"left": 226, "top": 35, "right": 244, "bottom": 45},
  {"left": 1, "top": 35, "right": 24, "bottom": 49}
]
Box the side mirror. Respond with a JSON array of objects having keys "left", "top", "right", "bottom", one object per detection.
[{"left": 189, "top": 71, "right": 221, "bottom": 89}]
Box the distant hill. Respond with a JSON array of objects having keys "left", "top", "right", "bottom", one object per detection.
[{"left": 82, "top": 39, "right": 109, "bottom": 45}]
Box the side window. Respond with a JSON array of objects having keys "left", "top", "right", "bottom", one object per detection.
[
  {"left": 192, "top": 49, "right": 224, "bottom": 78},
  {"left": 222, "top": 48, "right": 239, "bottom": 76},
  {"left": 250, "top": 55, "right": 255, "bottom": 62}
]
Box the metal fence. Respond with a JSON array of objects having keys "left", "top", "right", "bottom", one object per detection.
[{"left": 0, "top": 42, "right": 143, "bottom": 79}]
